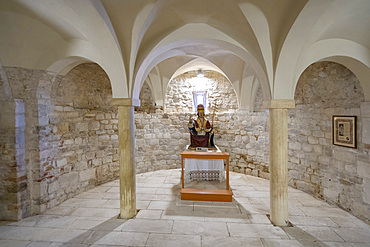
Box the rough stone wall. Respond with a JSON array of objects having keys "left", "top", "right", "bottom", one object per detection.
[
  {"left": 253, "top": 84, "right": 264, "bottom": 112},
  {"left": 165, "top": 70, "right": 238, "bottom": 113},
  {"left": 134, "top": 110, "right": 269, "bottom": 178},
  {"left": 0, "top": 67, "right": 43, "bottom": 220},
  {"left": 135, "top": 81, "right": 156, "bottom": 113},
  {"left": 289, "top": 62, "right": 370, "bottom": 223},
  {"left": 0, "top": 99, "right": 17, "bottom": 220},
  {"left": 0, "top": 64, "right": 119, "bottom": 220},
  {"left": 39, "top": 64, "right": 119, "bottom": 211}
]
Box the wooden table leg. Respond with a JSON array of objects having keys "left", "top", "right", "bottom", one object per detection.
[
  {"left": 181, "top": 156, "right": 184, "bottom": 188},
  {"left": 226, "top": 157, "right": 229, "bottom": 190}
]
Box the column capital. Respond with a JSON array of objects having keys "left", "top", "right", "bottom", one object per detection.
[
  {"left": 111, "top": 98, "right": 140, "bottom": 107},
  {"left": 263, "top": 99, "right": 295, "bottom": 109}
]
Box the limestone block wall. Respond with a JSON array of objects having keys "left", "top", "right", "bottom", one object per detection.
[
  {"left": 135, "top": 81, "right": 156, "bottom": 113},
  {"left": 165, "top": 70, "right": 238, "bottom": 113},
  {"left": 38, "top": 64, "right": 119, "bottom": 211},
  {"left": 0, "top": 64, "right": 120, "bottom": 220},
  {"left": 0, "top": 67, "right": 43, "bottom": 220},
  {"left": 253, "top": 84, "right": 264, "bottom": 112},
  {"left": 2, "top": 61, "right": 369, "bottom": 225},
  {"left": 289, "top": 62, "right": 370, "bottom": 223},
  {"left": 134, "top": 110, "right": 269, "bottom": 178},
  {"left": 0, "top": 100, "right": 17, "bottom": 220}
]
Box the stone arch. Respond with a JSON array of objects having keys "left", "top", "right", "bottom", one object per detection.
[
  {"left": 33, "top": 62, "right": 119, "bottom": 214},
  {"left": 289, "top": 61, "right": 369, "bottom": 223},
  {"left": 135, "top": 80, "right": 156, "bottom": 113},
  {"left": 294, "top": 61, "right": 364, "bottom": 107},
  {"left": 294, "top": 39, "right": 370, "bottom": 101},
  {"left": 164, "top": 70, "right": 238, "bottom": 114},
  {"left": 46, "top": 55, "right": 127, "bottom": 99},
  {"left": 132, "top": 23, "right": 271, "bottom": 103}
]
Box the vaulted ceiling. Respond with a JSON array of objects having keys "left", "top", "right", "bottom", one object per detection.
[{"left": 0, "top": 0, "right": 369, "bottom": 109}]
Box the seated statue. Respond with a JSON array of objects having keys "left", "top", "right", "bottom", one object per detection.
[{"left": 188, "top": 104, "right": 215, "bottom": 149}]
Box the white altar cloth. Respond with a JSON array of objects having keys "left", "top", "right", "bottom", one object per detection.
[{"left": 184, "top": 146, "right": 225, "bottom": 182}]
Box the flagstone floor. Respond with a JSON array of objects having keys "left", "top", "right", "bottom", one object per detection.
[{"left": 0, "top": 169, "right": 369, "bottom": 247}]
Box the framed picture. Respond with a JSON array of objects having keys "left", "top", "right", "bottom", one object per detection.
[{"left": 333, "top": 116, "right": 357, "bottom": 148}]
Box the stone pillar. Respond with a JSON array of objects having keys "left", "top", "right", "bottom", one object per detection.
[
  {"left": 111, "top": 98, "right": 140, "bottom": 218},
  {"left": 263, "top": 99, "right": 295, "bottom": 226}
]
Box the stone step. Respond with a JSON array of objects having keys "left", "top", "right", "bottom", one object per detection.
[{"left": 180, "top": 188, "right": 233, "bottom": 202}]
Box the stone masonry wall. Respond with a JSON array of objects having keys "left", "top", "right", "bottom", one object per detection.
[
  {"left": 137, "top": 70, "right": 268, "bottom": 176},
  {"left": 38, "top": 64, "right": 119, "bottom": 211},
  {"left": 253, "top": 84, "right": 264, "bottom": 112},
  {"left": 0, "top": 67, "right": 43, "bottom": 220},
  {"left": 134, "top": 110, "right": 269, "bottom": 178},
  {"left": 135, "top": 81, "right": 156, "bottom": 113},
  {"left": 2, "top": 61, "right": 369, "bottom": 224},
  {"left": 0, "top": 64, "right": 119, "bottom": 220},
  {"left": 289, "top": 62, "right": 370, "bottom": 223},
  {"left": 165, "top": 70, "right": 238, "bottom": 113},
  {"left": 0, "top": 99, "right": 17, "bottom": 220}
]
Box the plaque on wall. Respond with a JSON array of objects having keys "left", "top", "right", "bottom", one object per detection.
[{"left": 333, "top": 115, "right": 357, "bottom": 148}]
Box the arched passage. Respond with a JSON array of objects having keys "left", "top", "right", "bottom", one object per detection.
[
  {"left": 289, "top": 61, "right": 369, "bottom": 223},
  {"left": 164, "top": 70, "right": 238, "bottom": 114},
  {"left": 31, "top": 63, "right": 121, "bottom": 215}
]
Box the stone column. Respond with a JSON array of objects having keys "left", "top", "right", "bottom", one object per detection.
[
  {"left": 111, "top": 98, "right": 140, "bottom": 218},
  {"left": 263, "top": 99, "right": 295, "bottom": 226}
]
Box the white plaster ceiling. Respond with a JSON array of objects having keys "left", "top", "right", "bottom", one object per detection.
[{"left": 0, "top": 0, "right": 369, "bottom": 105}]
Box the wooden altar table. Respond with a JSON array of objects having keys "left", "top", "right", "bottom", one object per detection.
[{"left": 180, "top": 150, "right": 233, "bottom": 202}]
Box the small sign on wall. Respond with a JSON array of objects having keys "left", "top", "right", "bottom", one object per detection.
[{"left": 333, "top": 115, "right": 357, "bottom": 148}]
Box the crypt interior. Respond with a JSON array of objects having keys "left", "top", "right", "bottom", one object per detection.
[{"left": 0, "top": 0, "right": 370, "bottom": 246}]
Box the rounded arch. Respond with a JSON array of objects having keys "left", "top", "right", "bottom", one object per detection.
[
  {"left": 133, "top": 23, "right": 270, "bottom": 100},
  {"left": 274, "top": 0, "right": 370, "bottom": 100},
  {"left": 132, "top": 39, "right": 271, "bottom": 105},
  {"left": 294, "top": 39, "right": 370, "bottom": 101},
  {"left": 169, "top": 57, "right": 228, "bottom": 82},
  {"left": 46, "top": 55, "right": 124, "bottom": 99},
  {"left": 166, "top": 58, "right": 240, "bottom": 110},
  {"left": 164, "top": 69, "right": 239, "bottom": 114}
]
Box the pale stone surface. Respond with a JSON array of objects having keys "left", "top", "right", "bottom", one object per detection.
[
  {"left": 172, "top": 220, "right": 229, "bottom": 236},
  {"left": 0, "top": 169, "right": 369, "bottom": 247},
  {"left": 118, "top": 105, "right": 137, "bottom": 218},
  {"left": 135, "top": 81, "right": 156, "bottom": 113},
  {"left": 289, "top": 62, "right": 369, "bottom": 223},
  {"left": 362, "top": 117, "right": 370, "bottom": 144},
  {"left": 121, "top": 219, "right": 173, "bottom": 233},
  {"left": 269, "top": 108, "right": 289, "bottom": 226},
  {"left": 147, "top": 233, "right": 201, "bottom": 247},
  {"left": 164, "top": 70, "right": 238, "bottom": 113},
  {"left": 134, "top": 110, "right": 269, "bottom": 178},
  {"left": 0, "top": 65, "right": 121, "bottom": 221},
  {"left": 360, "top": 102, "right": 370, "bottom": 117},
  {"left": 1, "top": 61, "right": 369, "bottom": 226},
  {"left": 202, "top": 236, "right": 264, "bottom": 247}
]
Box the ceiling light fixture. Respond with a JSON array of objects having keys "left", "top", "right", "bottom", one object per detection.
[{"left": 197, "top": 69, "right": 204, "bottom": 78}]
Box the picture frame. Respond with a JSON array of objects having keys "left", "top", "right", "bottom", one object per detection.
[{"left": 332, "top": 115, "right": 357, "bottom": 148}]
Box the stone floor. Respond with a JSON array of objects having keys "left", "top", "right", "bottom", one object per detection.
[{"left": 0, "top": 169, "right": 369, "bottom": 247}]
